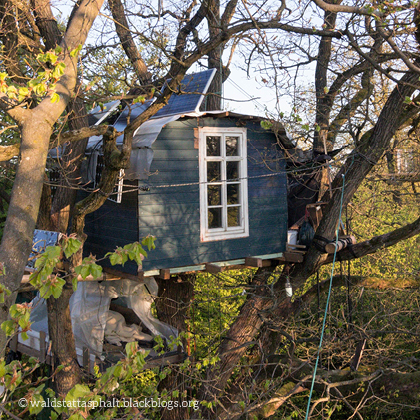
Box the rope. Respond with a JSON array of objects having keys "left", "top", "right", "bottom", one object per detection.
[{"left": 304, "top": 173, "right": 346, "bottom": 420}]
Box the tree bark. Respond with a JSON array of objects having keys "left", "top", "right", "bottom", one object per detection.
[
  {"left": 0, "top": 0, "right": 104, "bottom": 358},
  {"left": 206, "top": 0, "right": 223, "bottom": 111},
  {"left": 155, "top": 274, "right": 194, "bottom": 420},
  {"left": 108, "top": 0, "right": 152, "bottom": 86},
  {"left": 198, "top": 267, "right": 277, "bottom": 412}
]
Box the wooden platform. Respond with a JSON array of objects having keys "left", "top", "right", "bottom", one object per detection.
[
  {"left": 9, "top": 330, "right": 186, "bottom": 373},
  {"left": 21, "top": 250, "right": 309, "bottom": 286}
]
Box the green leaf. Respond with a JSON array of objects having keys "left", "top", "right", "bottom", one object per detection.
[
  {"left": 260, "top": 120, "right": 273, "bottom": 130},
  {"left": 28, "top": 393, "right": 44, "bottom": 415},
  {"left": 0, "top": 284, "right": 11, "bottom": 304},
  {"left": 141, "top": 235, "right": 156, "bottom": 251},
  {"left": 68, "top": 415, "right": 85, "bottom": 420},
  {"left": 125, "top": 341, "right": 137, "bottom": 358},
  {"left": 51, "top": 277, "right": 66, "bottom": 299},
  {"left": 66, "top": 383, "right": 90, "bottom": 403},
  {"left": 50, "top": 93, "right": 60, "bottom": 103},
  {"left": 52, "top": 62, "right": 66, "bottom": 79},
  {"left": 72, "top": 277, "right": 78, "bottom": 292},
  {"left": 63, "top": 238, "right": 82, "bottom": 258},
  {"left": 45, "top": 246, "right": 61, "bottom": 260},
  {"left": 133, "top": 95, "right": 146, "bottom": 104},
  {"left": 1, "top": 320, "right": 15, "bottom": 336},
  {"left": 89, "top": 264, "right": 102, "bottom": 280},
  {"left": 0, "top": 360, "right": 6, "bottom": 378},
  {"left": 70, "top": 44, "right": 83, "bottom": 58},
  {"left": 113, "top": 364, "right": 122, "bottom": 377}
]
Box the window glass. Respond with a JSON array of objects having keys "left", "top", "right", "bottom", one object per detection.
[
  {"left": 200, "top": 128, "right": 248, "bottom": 241},
  {"left": 227, "top": 206, "right": 240, "bottom": 227},
  {"left": 226, "top": 136, "right": 239, "bottom": 156},
  {"left": 208, "top": 208, "right": 222, "bottom": 228},
  {"left": 208, "top": 185, "right": 221, "bottom": 206},
  {"left": 227, "top": 184, "right": 239, "bottom": 205},
  {"left": 206, "top": 136, "right": 221, "bottom": 156},
  {"left": 226, "top": 161, "right": 239, "bottom": 180},
  {"left": 207, "top": 162, "right": 221, "bottom": 182}
]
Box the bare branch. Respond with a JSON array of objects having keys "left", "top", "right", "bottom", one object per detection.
[
  {"left": 311, "top": 0, "right": 385, "bottom": 17},
  {"left": 0, "top": 144, "right": 20, "bottom": 162}
]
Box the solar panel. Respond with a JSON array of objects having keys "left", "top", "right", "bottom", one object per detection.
[
  {"left": 86, "top": 69, "right": 216, "bottom": 150},
  {"left": 88, "top": 100, "right": 120, "bottom": 126},
  {"left": 153, "top": 68, "right": 216, "bottom": 118},
  {"left": 114, "top": 99, "right": 155, "bottom": 144}
]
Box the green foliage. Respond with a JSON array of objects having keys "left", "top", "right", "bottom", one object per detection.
[
  {"left": 105, "top": 236, "right": 155, "bottom": 268},
  {"left": 0, "top": 282, "right": 11, "bottom": 303},
  {"left": 1, "top": 50, "right": 66, "bottom": 105},
  {"left": 74, "top": 256, "right": 103, "bottom": 280},
  {"left": 350, "top": 172, "right": 420, "bottom": 278}
]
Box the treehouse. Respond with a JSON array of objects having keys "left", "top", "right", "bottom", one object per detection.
[
  {"left": 13, "top": 71, "right": 302, "bottom": 373},
  {"left": 81, "top": 70, "right": 294, "bottom": 277}
]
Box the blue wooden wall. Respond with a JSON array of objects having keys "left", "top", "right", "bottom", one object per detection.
[
  {"left": 137, "top": 116, "right": 287, "bottom": 271},
  {"left": 84, "top": 115, "right": 287, "bottom": 274}
]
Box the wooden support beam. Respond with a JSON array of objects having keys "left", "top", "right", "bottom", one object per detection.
[
  {"left": 245, "top": 257, "right": 272, "bottom": 268},
  {"left": 102, "top": 267, "right": 144, "bottom": 283},
  {"left": 205, "top": 263, "right": 223, "bottom": 274},
  {"left": 276, "top": 252, "right": 304, "bottom": 263},
  {"left": 157, "top": 268, "right": 171, "bottom": 280}
]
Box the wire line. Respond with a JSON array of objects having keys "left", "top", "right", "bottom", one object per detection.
[{"left": 304, "top": 172, "right": 346, "bottom": 420}]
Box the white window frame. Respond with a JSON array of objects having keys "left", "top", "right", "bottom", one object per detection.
[{"left": 199, "top": 127, "right": 249, "bottom": 242}]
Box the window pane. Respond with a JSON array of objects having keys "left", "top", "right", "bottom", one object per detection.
[
  {"left": 228, "top": 206, "right": 240, "bottom": 227},
  {"left": 227, "top": 183, "right": 239, "bottom": 205},
  {"left": 226, "top": 136, "right": 239, "bottom": 156},
  {"left": 207, "top": 162, "right": 221, "bottom": 182},
  {"left": 206, "top": 136, "right": 221, "bottom": 156},
  {"left": 208, "top": 207, "right": 222, "bottom": 229},
  {"left": 226, "top": 161, "right": 239, "bottom": 180},
  {"left": 208, "top": 185, "right": 221, "bottom": 206}
]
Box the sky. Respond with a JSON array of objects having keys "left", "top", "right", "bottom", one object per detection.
[{"left": 52, "top": 1, "right": 291, "bottom": 119}]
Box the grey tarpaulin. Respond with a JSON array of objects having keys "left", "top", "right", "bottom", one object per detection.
[{"left": 27, "top": 278, "right": 177, "bottom": 359}]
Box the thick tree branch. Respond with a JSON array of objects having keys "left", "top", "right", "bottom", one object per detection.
[
  {"left": 30, "top": 0, "right": 62, "bottom": 50},
  {"left": 323, "top": 214, "right": 420, "bottom": 264},
  {"left": 108, "top": 0, "right": 152, "bottom": 85},
  {"left": 311, "top": 0, "right": 384, "bottom": 17},
  {"left": 313, "top": 4, "right": 340, "bottom": 153},
  {"left": 0, "top": 125, "right": 111, "bottom": 161},
  {"left": 0, "top": 144, "right": 20, "bottom": 162}
]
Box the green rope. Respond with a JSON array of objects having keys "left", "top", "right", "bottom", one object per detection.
[{"left": 304, "top": 173, "right": 346, "bottom": 420}]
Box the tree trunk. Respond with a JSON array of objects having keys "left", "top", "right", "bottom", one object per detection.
[
  {"left": 155, "top": 274, "right": 194, "bottom": 420},
  {"left": 47, "top": 285, "right": 80, "bottom": 397},
  {"left": 206, "top": 0, "right": 223, "bottom": 111},
  {"left": 198, "top": 267, "right": 277, "bottom": 415},
  {"left": 0, "top": 0, "right": 104, "bottom": 359},
  {"left": 0, "top": 120, "right": 53, "bottom": 354}
]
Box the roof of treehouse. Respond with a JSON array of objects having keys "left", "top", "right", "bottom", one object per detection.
[{"left": 85, "top": 69, "right": 293, "bottom": 180}]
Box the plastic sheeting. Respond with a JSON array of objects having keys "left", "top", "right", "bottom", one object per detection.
[{"left": 28, "top": 278, "right": 177, "bottom": 359}]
